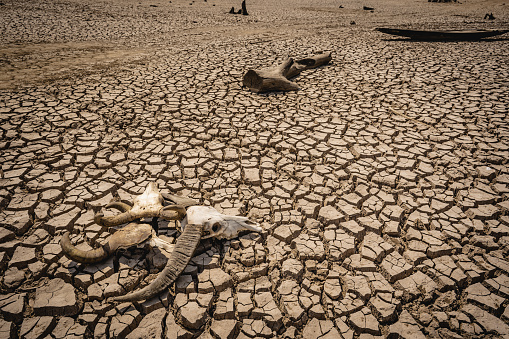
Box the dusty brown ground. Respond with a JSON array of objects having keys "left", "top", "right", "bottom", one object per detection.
[{"left": 0, "top": 0, "right": 509, "bottom": 338}]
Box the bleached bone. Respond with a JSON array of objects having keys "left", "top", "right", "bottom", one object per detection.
[
  {"left": 182, "top": 205, "right": 262, "bottom": 240},
  {"left": 60, "top": 181, "right": 262, "bottom": 303},
  {"left": 149, "top": 235, "right": 175, "bottom": 252},
  {"left": 94, "top": 183, "right": 188, "bottom": 227},
  {"left": 112, "top": 206, "right": 261, "bottom": 303}
]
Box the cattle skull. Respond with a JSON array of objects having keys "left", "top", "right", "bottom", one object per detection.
[
  {"left": 182, "top": 205, "right": 262, "bottom": 240},
  {"left": 59, "top": 182, "right": 262, "bottom": 303},
  {"left": 94, "top": 183, "right": 191, "bottom": 227},
  {"left": 111, "top": 205, "right": 262, "bottom": 303},
  {"left": 61, "top": 222, "right": 175, "bottom": 264}
]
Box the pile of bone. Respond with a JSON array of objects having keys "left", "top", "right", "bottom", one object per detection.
[{"left": 61, "top": 183, "right": 261, "bottom": 303}]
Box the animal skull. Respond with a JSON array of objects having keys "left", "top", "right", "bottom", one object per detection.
[
  {"left": 60, "top": 182, "right": 262, "bottom": 304},
  {"left": 112, "top": 205, "right": 262, "bottom": 303},
  {"left": 61, "top": 222, "right": 175, "bottom": 264},
  {"left": 94, "top": 183, "right": 189, "bottom": 227},
  {"left": 182, "top": 206, "right": 262, "bottom": 240}
]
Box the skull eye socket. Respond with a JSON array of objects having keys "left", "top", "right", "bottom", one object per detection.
[{"left": 211, "top": 222, "right": 221, "bottom": 233}]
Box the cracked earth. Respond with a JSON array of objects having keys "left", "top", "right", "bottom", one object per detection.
[{"left": 1, "top": 0, "right": 509, "bottom": 338}]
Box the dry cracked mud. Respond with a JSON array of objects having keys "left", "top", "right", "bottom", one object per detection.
[{"left": 1, "top": 0, "right": 509, "bottom": 338}]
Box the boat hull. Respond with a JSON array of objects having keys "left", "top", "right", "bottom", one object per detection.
[{"left": 376, "top": 28, "right": 509, "bottom": 40}]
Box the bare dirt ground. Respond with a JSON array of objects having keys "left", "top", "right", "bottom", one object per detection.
[{"left": 0, "top": 0, "right": 509, "bottom": 338}]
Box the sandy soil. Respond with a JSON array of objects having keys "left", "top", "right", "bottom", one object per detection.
[{"left": 0, "top": 0, "right": 507, "bottom": 89}]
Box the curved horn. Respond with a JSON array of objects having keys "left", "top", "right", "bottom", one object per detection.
[
  {"left": 111, "top": 223, "right": 202, "bottom": 303},
  {"left": 94, "top": 211, "right": 136, "bottom": 227},
  {"left": 60, "top": 232, "right": 110, "bottom": 264},
  {"left": 106, "top": 201, "right": 132, "bottom": 212},
  {"left": 159, "top": 205, "right": 187, "bottom": 221},
  {"left": 162, "top": 193, "right": 199, "bottom": 208}
]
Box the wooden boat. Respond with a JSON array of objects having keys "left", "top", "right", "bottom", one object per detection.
[{"left": 376, "top": 28, "right": 509, "bottom": 40}]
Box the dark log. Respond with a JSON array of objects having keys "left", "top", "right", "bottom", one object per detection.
[
  {"left": 243, "top": 52, "right": 332, "bottom": 93},
  {"left": 241, "top": 0, "right": 248, "bottom": 15}
]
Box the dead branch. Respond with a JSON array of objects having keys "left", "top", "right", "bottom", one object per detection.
[{"left": 243, "top": 52, "right": 332, "bottom": 93}]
